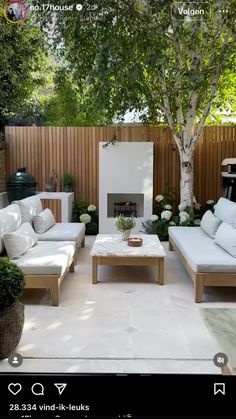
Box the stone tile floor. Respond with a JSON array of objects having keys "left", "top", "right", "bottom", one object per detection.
[{"left": 1, "top": 237, "right": 236, "bottom": 374}]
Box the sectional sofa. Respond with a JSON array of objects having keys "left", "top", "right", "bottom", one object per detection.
[
  {"left": 0, "top": 196, "right": 85, "bottom": 305},
  {"left": 169, "top": 197, "right": 236, "bottom": 302}
]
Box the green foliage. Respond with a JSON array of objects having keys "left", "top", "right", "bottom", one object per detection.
[
  {"left": 61, "top": 172, "right": 75, "bottom": 191},
  {"left": 102, "top": 130, "right": 120, "bottom": 148},
  {"left": 38, "top": 0, "right": 236, "bottom": 127},
  {"left": 0, "top": 15, "right": 45, "bottom": 125},
  {"left": 115, "top": 215, "right": 136, "bottom": 232},
  {"left": 0, "top": 258, "right": 25, "bottom": 307},
  {"left": 72, "top": 199, "right": 98, "bottom": 235},
  {"left": 142, "top": 183, "right": 216, "bottom": 240}
]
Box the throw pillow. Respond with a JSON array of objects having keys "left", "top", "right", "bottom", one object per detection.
[
  {"left": 214, "top": 197, "right": 236, "bottom": 227},
  {"left": 3, "top": 222, "right": 38, "bottom": 259},
  {"left": 215, "top": 222, "right": 236, "bottom": 257},
  {"left": 200, "top": 210, "right": 222, "bottom": 239},
  {"left": 13, "top": 196, "right": 43, "bottom": 224},
  {"left": 33, "top": 208, "right": 56, "bottom": 234}
]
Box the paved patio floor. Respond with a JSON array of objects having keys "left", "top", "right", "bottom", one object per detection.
[{"left": 1, "top": 236, "right": 236, "bottom": 374}]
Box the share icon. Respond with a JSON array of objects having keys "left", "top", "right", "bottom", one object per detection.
[{"left": 54, "top": 383, "right": 67, "bottom": 395}]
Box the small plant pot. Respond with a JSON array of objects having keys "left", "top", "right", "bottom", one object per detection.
[{"left": 121, "top": 229, "right": 131, "bottom": 240}]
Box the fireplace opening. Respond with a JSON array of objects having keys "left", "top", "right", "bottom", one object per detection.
[{"left": 107, "top": 193, "right": 144, "bottom": 218}]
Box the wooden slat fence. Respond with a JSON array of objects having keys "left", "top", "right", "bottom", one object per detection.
[{"left": 5, "top": 126, "right": 236, "bottom": 207}]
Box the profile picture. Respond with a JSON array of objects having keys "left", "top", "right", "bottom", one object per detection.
[{"left": 4, "top": 0, "right": 27, "bottom": 24}]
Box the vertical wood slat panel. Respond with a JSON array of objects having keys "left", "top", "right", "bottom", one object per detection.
[
  {"left": 41, "top": 199, "right": 61, "bottom": 222},
  {"left": 4, "top": 126, "right": 236, "bottom": 208}
]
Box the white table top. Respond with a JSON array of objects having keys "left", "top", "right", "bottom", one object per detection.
[{"left": 90, "top": 234, "right": 166, "bottom": 257}]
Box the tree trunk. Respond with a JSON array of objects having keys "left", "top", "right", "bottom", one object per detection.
[{"left": 179, "top": 151, "right": 194, "bottom": 209}]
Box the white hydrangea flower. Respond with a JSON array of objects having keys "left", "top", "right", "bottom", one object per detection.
[
  {"left": 161, "top": 210, "right": 172, "bottom": 221},
  {"left": 164, "top": 204, "right": 172, "bottom": 210},
  {"left": 179, "top": 211, "right": 190, "bottom": 223},
  {"left": 155, "top": 194, "right": 164, "bottom": 202},
  {"left": 169, "top": 221, "right": 176, "bottom": 226},
  {"left": 207, "top": 199, "right": 214, "bottom": 205},
  {"left": 88, "top": 204, "right": 96, "bottom": 212},
  {"left": 193, "top": 219, "right": 201, "bottom": 226},
  {"left": 80, "top": 213, "right": 91, "bottom": 224},
  {"left": 150, "top": 214, "right": 158, "bottom": 222}
]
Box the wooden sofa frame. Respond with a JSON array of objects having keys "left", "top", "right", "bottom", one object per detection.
[
  {"left": 24, "top": 236, "right": 85, "bottom": 306},
  {"left": 169, "top": 237, "right": 236, "bottom": 303}
]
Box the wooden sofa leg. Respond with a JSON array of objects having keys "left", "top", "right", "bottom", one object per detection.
[
  {"left": 69, "top": 261, "right": 74, "bottom": 273},
  {"left": 195, "top": 275, "right": 204, "bottom": 303},
  {"left": 169, "top": 240, "right": 174, "bottom": 251},
  {"left": 50, "top": 283, "right": 60, "bottom": 306},
  {"left": 81, "top": 237, "right": 85, "bottom": 248}
]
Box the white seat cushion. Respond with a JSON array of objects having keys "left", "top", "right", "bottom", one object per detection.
[
  {"left": 13, "top": 195, "right": 43, "bottom": 224},
  {"left": 36, "top": 223, "right": 85, "bottom": 244},
  {"left": 14, "top": 241, "right": 75, "bottom": 276},
  {"left": 169, "top": 226, "right": 236, "bottom": 273},
  {"left": 0, "top": 204, "right": 21, "bottom": 254},
  {"left": 3, "top": 223, "right": 38, "bottom": 259}
]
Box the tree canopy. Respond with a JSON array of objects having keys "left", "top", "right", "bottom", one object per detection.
[
  {"left": 0, "top": 11, "right": 45, "bottom": 126},
  {"left": 39, "top": 0, "right": 236, "bottom": 206},
  {"left": 40, "top": 0, "right": 236, "bottom": 128}
]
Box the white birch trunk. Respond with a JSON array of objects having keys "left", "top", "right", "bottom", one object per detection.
[{"left": 179, "top": 150, "right": 194, "bottom": 209}]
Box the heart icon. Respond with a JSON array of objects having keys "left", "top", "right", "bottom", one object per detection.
[{"left": 8, "top": 383, "right": 22, "bottom": 395}]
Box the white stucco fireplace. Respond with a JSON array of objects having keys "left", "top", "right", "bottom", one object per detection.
[{"left": 99, "top": 142, "right": 153, "bottom": 233}]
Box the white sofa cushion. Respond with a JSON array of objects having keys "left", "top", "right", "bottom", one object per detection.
[
  {"left": 215, "top": 222, "right": 236, "bottom": 258},
  {"left": 200, "top": 210, "right": 222, "bottom": 238},
  {"left": 36, "top": 222, "right": 85, "bottom": 244},
  {"left": 33, "top": 208, "right": 56, "bottom": 234},
  {"left": 14, "top": 241, "right": 75, "bottom": 275},
  {"left": 214, "top": 197, "right": 236, "bottom": 227},
  {"left": 0, "top": 204, "right": 21, "bottom": 254},
  {"left": 13, "top": 195, "right": 43, "bottom": 224},
  {"left": 3, "top": 222, "right": 38, "bottom": 259},
  {"left": 169, "top": 226, "right": 236, "bottom": 273}
]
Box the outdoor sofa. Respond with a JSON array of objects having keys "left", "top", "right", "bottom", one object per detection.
[
  {"left": 169, "top": 197, "right": 236, "bottom": 302},
  {"left": 0, "top": 197, "right": 85, "bottom": 305}
]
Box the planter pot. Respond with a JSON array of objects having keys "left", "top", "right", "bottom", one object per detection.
[
  {"left": 63, "top": 185, "right": 73, "bottom": 192},
  {"left": 121, "top": 229, "right": 131, "bottom": 240},
  {"left": 0, "top": 301, "right": 25, "bottom": 359}
]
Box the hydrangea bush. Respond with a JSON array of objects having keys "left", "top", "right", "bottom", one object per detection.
[
  {"left": 142, "top": 182, "right": 215, "bottom": 241},
  {"left": 72, "top": 199, "right": 98, "bottom": 235}
]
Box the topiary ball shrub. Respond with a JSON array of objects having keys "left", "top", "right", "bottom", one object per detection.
[{"left": 0, "top": 258, "right": 25, "bottom": 307}]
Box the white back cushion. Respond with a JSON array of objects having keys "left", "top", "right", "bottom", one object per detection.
[
  {"left": 215, "top": 222, "right": 236, "bottom": 258},
  {"left": 214, "top": 197, "right": 236, "bottom": 227},
  {"left": 13, "top": 195, "right": 43, "bottom": 224},
  {"left": 200, "top": 210, "right": 222, "bottom": 239},
  {"left": 0, "top": 204, "right": 21, "bottom": 254},
  {"left": 3, "top": 222, "right": 38, "bottom": 259},
  {"left": 33, "top": 208, "right": 56, "bottom": 234}
]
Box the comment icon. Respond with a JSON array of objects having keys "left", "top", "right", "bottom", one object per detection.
[{"left": 31, "top": 382, "right": 44, "bottom": 396}]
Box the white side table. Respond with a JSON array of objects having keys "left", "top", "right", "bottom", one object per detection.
[{"left": 37, "top": 192, "right": 74, "bottom": 222}]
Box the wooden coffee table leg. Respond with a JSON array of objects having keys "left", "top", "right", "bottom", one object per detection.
[
  {"left": 158, "top": 257, "right": 164, "bottom": 285},
  {"left": 92, "top": 256, "right": 98, "bottom": 284}
]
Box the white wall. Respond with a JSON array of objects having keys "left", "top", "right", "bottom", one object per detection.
[{"left": 99, "top": 142, "right": 153, "bottom": 233}]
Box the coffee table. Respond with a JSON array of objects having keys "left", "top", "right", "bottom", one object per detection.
[{"left": 90, "top": 234, "right": 166, "bottom": 284}]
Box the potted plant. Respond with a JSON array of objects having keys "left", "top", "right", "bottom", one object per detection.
[
  {"left": 61, "top": 172, "right": 75, "bottom": 192},
  {"left": 115, "top": 215, "right": 136, "bottom": 240},
  {"left": 0, "top": 258, "right": 25, "bottom": 359}
]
